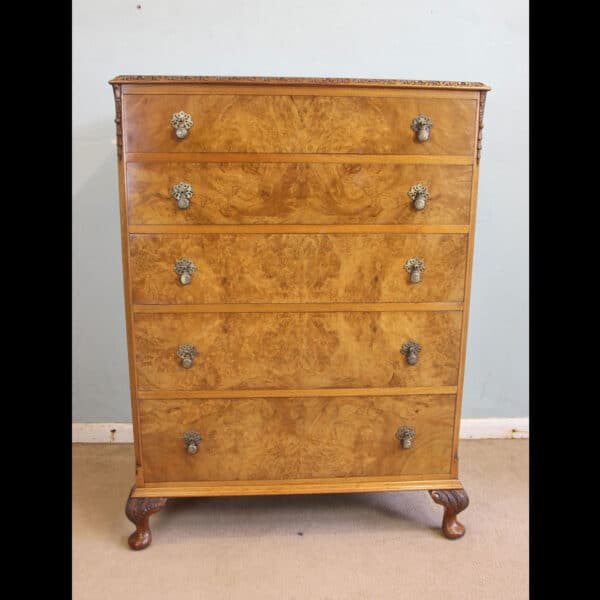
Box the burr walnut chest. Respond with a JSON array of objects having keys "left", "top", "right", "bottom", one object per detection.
[{"left": 110, "top": 75, "right": 490, "bottom": 549}]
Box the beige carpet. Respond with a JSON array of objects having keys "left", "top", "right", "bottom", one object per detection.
[{"left": 73, "top": 440, "right": 528, "bottom": 599}]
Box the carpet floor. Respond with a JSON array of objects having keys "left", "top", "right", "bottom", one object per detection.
[{"left": 73, "top": 440, "right": 528, "bottom": 599}]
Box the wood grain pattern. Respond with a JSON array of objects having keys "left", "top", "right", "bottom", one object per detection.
[
  {"left": 138, "top": 386, "right": 458, "bottom": 399},
  {"left": 126, "top": 152, "right": 474, "bottom": 165},
  {"left": 126, "top": 162, "right": 472, "bottom": 225},
  {"left": 140, "top": 395, "right": 455, "bottom": 482},
  {"left": 132, "top": 303, "right": 463, "bottom": 314},
  {"left": 129, "top": 233, "right": 468, "bottom": 304},
  {"left": 123, "top": 86, "right": 481, "bottom": 101},
  {"left": 123, "top": 94, "right": 477, "bottom": 155},
  {"left": 132, "top": 478, "right": 464, "bottom": 498},
  {"left": 133, "top": 311, "right": 462, "bottom": 391},
  {"left": 121, "top": 82, "right": 481, "bottom": 100},
  {"left": 110, "top": 75, "right": 491, "bottom": 91},
  {"left": 128, "top": 224, "right": 470, "bottom": 234}
]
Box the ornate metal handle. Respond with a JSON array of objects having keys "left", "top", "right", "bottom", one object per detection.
[
  {"left": 404, "top": 257, "right": 426, "bottom": 283},
  {"left": 407, "top": 183, "right": 430, "bottom": 211},
  {"left": 177, "top": 343, "right": 198, "bottom": 369},
  {"left": 171, "top": 182, "right": 194, "bottom": 210},
  {"left": 396, "top": 426, "right": 416, "bottom": 449},
  {"left": 174, "top": 258, "right": 196, "bottom": 286},
  {"left": 183, "top": 431, "right": 202, "bottom": 455},
  {"left": 411, "top": 114, "right": 433, "bottom": 142},
  {"left": 401, "top": 340, "right": 422, "bottom": 365},
  {"left": 170, "top": 111, "right": 193, "bottom": 139}
]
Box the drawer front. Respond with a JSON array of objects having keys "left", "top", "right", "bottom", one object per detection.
[
  {"left": 130, "top": 233, "right": 468, "bottom": 304},
  {"left": 140, "top": 395, "right": 455, "bottom": 482},
  {"left": 134, "top": 311, "right": 462, "bottom": 391},
  {"left": 126, "top": 162, "right": 473, "bottom": 225},
  {"left": 123, "top": 94, "right": 477, "bottom": 155}
]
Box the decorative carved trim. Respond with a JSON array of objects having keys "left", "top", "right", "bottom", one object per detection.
[
  {"left": 108, "top": 75, "right": 490, "bottom": 91},
  {"left": 111, "top": 83, "right": 123, "bottom": 160},
  {"left": 477, "top": 91, "right": 487, "bottom": 163},
  {"left": 429, "top": 488, "right": 469, "bottom": 539},
  {"left": 125, "top": 487, "right": 168, "bottom": 550}
]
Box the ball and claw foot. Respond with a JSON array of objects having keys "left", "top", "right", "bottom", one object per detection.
[
  {"left": 429, "top": 488, "right": 469, "bottom": 539},
  {"left": 125, "top": 486, "right": 168, "bottom": 550}
]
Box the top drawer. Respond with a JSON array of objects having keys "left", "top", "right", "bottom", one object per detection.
[{"left": 123, "top": 94, "right": 477, "bottom": 155}]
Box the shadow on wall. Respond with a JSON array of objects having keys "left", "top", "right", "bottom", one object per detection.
[{"left": 73, "top": 125, "right": 130, "bottom": 422}]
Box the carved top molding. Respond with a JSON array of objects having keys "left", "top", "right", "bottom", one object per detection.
[{"left": 109, "top": 75, "right": 491, "bottom": 91}]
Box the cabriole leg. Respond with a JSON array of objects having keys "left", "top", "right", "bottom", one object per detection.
[
  {"left": 125, "top": 486, "right": 168, "bottom": 550},
  {"left": 429, "top": 488, "right": 469, "bottom": 539}
]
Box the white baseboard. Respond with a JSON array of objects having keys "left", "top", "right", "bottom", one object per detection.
[
  {"left": 72, "top": 422, "right": 133, "bottom": 443},
  {"left": 458, "top": 417, "right": 528, "bottom": 439},
  {"left": 72, "top": 418, "right": 528, "bottom": 443}
]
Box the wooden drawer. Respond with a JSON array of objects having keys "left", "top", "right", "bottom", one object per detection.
[
  {"left": 126, "top": 162, "right": 473, "bottom": 225},
  {"left": 123, "top": 94, "right": 477, "bottom": 155},
  {"left": 130, "top": 233, "right": 468, "bottom": 304},
  {"left": 140, "top": 395, "right": 455, "bottom": 482},
  {"left": 134, "top": 311, "right": 462, "bottom": 391}
]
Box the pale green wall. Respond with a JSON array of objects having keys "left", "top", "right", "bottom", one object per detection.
[{"left": 73, "top": 0, "right": 528, "bottom": 421}]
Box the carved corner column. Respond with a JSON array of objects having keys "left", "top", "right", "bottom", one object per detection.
[
  {"left": 111, "top": 83, "right": 123, "bottom": 160},
  {"left": 477, "top": 91, "right": 487, "bottom": 163}
]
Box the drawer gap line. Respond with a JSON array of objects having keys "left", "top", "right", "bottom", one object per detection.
[
  {"left": 125, "top": 152, "right": 474, "bottom": 165},
  {"left": 128, "top": 225, "right": 470, "bottom": 234},
  {"left": 132, "top": 303, "right": 464, "bottom": 313},
  {"left": 137, "top": 386, "right": 458, "bottom": 399}
]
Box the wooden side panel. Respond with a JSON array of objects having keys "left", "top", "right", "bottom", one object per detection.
[
  {"left": 450, "top": 90, "right": 488, "bottom": 477},
  {"left": 129, "top": 233, "right": 468, "bottom": 304},
  {"left": 123, "top": 94, "right": 477, "bottom": 155},
  {"left": 134, "top": 311, "right": 463, "bottom": 391},
  {"left": 112, "top": 83, "right": 144, "bottom": 483},
  {"left": 140, "top": 395, "right": 455, "bottom": 482},
  {"left": 126, "top": 162, "right": 473, "bottom": 225}
]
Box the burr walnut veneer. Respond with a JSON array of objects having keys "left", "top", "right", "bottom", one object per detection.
[{"left": 110, "top": 75, "right": 490, "bottom": 550}]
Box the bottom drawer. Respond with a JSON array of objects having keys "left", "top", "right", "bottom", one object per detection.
[{"left": 140, "top": 395, "right": 455, "bottom": 482}]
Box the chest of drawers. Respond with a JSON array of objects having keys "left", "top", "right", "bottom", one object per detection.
[{"left": 110, "top": 75, "right": 490, "bottom": 549}]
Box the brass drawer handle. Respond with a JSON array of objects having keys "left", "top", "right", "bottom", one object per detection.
[
  {"left": 411, "top": 114, "right": 433, "bottom": 142},
  {"left": 407, "top": 183, "right": 430, "bottom": 211},
  {"left": 174, "top": 258, "right": 196, "bottom": 286},
  {"left": 177, "top": 343, "right": 198, "bottom": 369},
  {"left": 404, "top": 257, "right": 426, "bottom": 283},
  {"left": 396, "top": 426, "right": 416, "bottom": 449},
  {"left": 401, "top": 340, "right": 421, "bottom": 365},
  {"left": 183, "top": 431, "right": 202, "bottom": 455},
  {"left": 171, "top": 182, "right": 194, "bottom": 210},
  {"left": 171, "top": 111, "right": 193, "bottom": 139}
]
